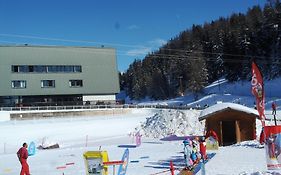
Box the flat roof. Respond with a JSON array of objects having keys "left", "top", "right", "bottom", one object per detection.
[{"left": 0, "top": 45, "right": 115, "bottom": 49}]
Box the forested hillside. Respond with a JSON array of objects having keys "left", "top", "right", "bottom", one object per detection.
[{"left": 121, "top": 1, "right": 281, "bottom": 100}]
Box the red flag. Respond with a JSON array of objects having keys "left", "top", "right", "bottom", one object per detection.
[{"left": 251, "top": 61, "right": 265, "bottom": 125}]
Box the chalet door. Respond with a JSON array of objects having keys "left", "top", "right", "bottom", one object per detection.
[{"left": 222, "top": 121, "right": 236, "bottom": 146}]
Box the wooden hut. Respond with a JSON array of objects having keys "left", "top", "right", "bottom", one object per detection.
[{"left": 199, "top": 103, "right": 259, "bottom": 146}]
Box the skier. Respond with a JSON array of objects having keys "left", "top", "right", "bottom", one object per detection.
[
  {"left": 272, "top": 101, "right": 277, "bottom": 115},
  {"left": 17, "top": 143, "right": 30, "bottom": 175},
  {"left": 183, "top": 139, "right": 193, "bottom": 170},
  {"left": 191, "top": 139, "right": 201, "bottom": 164}
]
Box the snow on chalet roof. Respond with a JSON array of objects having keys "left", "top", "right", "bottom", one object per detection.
[{"left": 199, "top": 102, "right": 259, "bottom": 121}]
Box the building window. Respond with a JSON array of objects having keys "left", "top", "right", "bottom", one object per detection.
[
  {"left": 11, "top": 65, "right": 19, "bottom": 72},
  {"left": 64, "top": 66, "right": 73, "bottom": 72},
  {"left": 74, "top": 66, "right": 82, "bottom": 72},
  {"left": 28, "top": 66, "right": 34, "bottom": 72},
  {"left": 11, "top": 80, "right": 26, "bottom": 89},
  {"left": 69, "top": 80, "right": 83, "bottom": 87},
  {"left": 11, "top": 65, "right": 82, "bottom": 73},
  {"left": 47, "top": 66, "right": 57, "bottom": 72},
  {"left": 34, "top": 66, "right": 47, "bottom": 72},
  {"left": 20, "top": 66, "right": 29, "bottom": 72},
  {"left": 41, "top": 80, "right": 55, "bottom": 88}
]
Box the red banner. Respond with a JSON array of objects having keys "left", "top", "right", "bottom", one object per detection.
[{"left": 251, "top": 61, "right": 265, "bottom": 124}]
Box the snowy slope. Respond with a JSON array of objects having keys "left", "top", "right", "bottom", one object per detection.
[{"left": 138, "top": 78, "right": 281, "bottom": 110}]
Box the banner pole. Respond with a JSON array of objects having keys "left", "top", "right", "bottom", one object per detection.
[{"left": 274, "top": 114, "right": 277, "bottom": 126}]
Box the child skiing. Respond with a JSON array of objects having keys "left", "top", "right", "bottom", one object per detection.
[{"left": 183, "top": 139, "right": 193, "bottom": 170}]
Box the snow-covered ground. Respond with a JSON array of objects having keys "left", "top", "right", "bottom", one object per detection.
[
  {"left": 135, "top": 78, "right": 281, "bottom": 111},
  {"left": 1, "top": 77, "right": 281, "bottom": 174},
  {"left": 0, "top": 108, "right": 281, "bottom": 175}
]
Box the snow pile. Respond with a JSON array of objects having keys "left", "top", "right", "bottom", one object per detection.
[{"left": 138, "top": 109, "right": 204, "bottom": 138}]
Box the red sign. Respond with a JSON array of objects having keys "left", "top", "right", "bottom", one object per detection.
[
  {"left": 263, "top": 126, "right": 281, "bottom": 170},
  {"left": 251, "top": 61, "right": 265, "bottom": 125}
]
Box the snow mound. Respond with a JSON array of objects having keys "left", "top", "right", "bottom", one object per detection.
[{"left": 138, "top": 109, "right": 204, "bottom": 138}]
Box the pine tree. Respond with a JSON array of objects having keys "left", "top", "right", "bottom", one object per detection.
[
  {"left": 121, "top": 1, "right": 281, "bottom": 100},
  {"left": 186, "top": 44, "right": 208, "bottom": 98}
]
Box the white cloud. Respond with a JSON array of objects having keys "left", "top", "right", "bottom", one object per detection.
[
  {"left": 127, "top": 25, "right": 139, "bottom": 30},
  {"left": 125, "top": 38, "right": 167, "bottom": 57},
  {"left": 126, "top": 47, "right": 151, "bottom": 56},
  {"left": 149, "top": 38, "right": 167, "bottom": 47}
]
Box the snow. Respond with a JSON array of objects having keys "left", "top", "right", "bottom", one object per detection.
[
  {"left": 199, "top": 102, "right": 259, "bottom": 121},
  {"left": 138, "top": 109, "right": 204, "bottom": 138},
  {"left": 0, "top": 108, "right": 281, "bottom": 175},
  {"left": 205, "top": 142, "right": 267, "bottom": 175},
  {"left": 137, "top": 78, "right": 281, "bottom": 111},
  {"left": 1, "top": 77, "right": 281, "bottom": 174}
]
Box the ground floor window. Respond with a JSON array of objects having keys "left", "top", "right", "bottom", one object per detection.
[
  {"left": 0, "top": 95, "right": 83, "bottom": 107},
  {"left": 41, "top": 80, "right": 55, "bottom": 88},
  {"left": 69, "top": 80, "right": 83, "bottom": 87},
  {"left": 11, "top": 80, "right": 26, "bottom": 89}
]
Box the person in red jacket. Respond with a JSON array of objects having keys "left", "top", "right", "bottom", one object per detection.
[
  {"left": 17, "top": 143, "right": 30, "bottom": 175},
  {"left": 200, "top": 137, "right": 207, "bottom": 160},
  {"left": 272, "top": 101, "right": 277, "bottom": 115}
]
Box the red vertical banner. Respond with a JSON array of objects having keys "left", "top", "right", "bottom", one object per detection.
[{"left": 251, "top": 61, "right": 265, "bottom": 125}]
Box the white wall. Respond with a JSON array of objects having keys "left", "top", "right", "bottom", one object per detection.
[
  {"left": 83, "top": 95, "right": 116, "bottom": 102},
  {"left": 0, "top": 112, "right": 10, "bottom": 121}
]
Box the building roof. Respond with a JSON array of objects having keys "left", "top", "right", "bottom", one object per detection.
[
  {"left": 199, "top": 102, "right": 259, "bottom": 121},
  {"left": 0, "top": 45, "right": 114, "bottom": 49}
]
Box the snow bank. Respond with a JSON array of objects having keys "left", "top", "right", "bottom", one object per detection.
[{"left": 138, "top": 109, "right": 204, "bottom": 138}]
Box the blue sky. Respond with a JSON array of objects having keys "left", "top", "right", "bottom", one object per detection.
[{"left": 0, "top": 0, "right": 267, "bottom": 72}]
